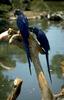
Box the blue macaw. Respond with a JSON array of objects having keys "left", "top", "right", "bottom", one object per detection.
[
  {"left": 14, "top": 9, "right": 31, "bottom": 74},
  {"left": 29, "top": 26, "right": 52, "bottom": 82}
]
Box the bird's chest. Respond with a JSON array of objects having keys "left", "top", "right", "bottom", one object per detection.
[
  {"left": 17, "top": 16, "right": 29, "bottom": 38},
  {"left": 17, "top": 18, "right": 24, "bottom": 28}
]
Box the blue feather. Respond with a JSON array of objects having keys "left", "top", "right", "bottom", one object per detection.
[
  {"left": 23, "top": 39, "right": 31, "bottom": 74},
  {"left": 15, "top": 10, "right": 31, "bottom": 74}
]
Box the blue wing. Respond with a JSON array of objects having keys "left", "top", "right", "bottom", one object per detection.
[
  {"left": 17, "top": 15, "right": 31, "bottom": 74},
  {"left": 37, "top": 30, "right": 50, "bottom": 52},
  {"left": 29, "top": 26, "right": 52, "bottom": 82},
  {"left": 37, "top": 31, "right": 52, "bottom": 82}
]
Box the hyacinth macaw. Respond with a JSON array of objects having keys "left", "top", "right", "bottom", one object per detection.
[
  {"left": 29, "top": 26, "right": 52, "bottom": 82},
  {"left": 14, "top": 9, "right": 31, "bottom": 74}
]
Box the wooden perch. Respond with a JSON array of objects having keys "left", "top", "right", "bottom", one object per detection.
[
  {"left": 7, "top": 78, "right": 23, "bottom": 100},
  {"left": 54, "top": 87, "right": 64, "bottom": 100},
  {"left": 0, "top": 62, "right": 13, "bottom": 70},
  {"left": 0, "top": 30, "right": 9, "bottom": 41}
]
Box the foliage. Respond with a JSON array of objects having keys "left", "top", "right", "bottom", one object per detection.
[
  {"left": 0, "top": 18, "right": 10, "bottom": 33},
  {"left": 0, "top": 0, "right": 64, "bottom": 12},
  {"left": 0, "top": 4, "right": 11, "bottom": 12}
]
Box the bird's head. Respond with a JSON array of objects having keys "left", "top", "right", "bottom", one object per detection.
[
  {"left": 32, "top": 27, "right": 39, "bottom": 35},
  {"left": 29, "top": 26, "right": 39, "bottom": 35},
  {"left": 14, "top": 9, "right": 23, "bottom": 16}
]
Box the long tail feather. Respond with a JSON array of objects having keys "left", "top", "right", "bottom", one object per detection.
[
  {"left": 23, "top": 39, "right": 32, "bottom": 74},
  {"left": 46, "top": 53, "right": 52, "bottom": 83}
]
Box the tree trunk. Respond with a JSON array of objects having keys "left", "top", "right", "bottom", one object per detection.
[
  {"left": 7, "top": 78, "right": 23, "bottom": 100},
  {"left": 29, "top": 35, "right": 55, "bottom": 100}
]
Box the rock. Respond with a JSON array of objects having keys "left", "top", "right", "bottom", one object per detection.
[{"left": 46, "top": 12, "right": 64, "bottom": 21}]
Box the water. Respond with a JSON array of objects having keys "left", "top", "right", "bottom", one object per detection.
[{"left": 41, "top": 23, "right": 64, "bottom": 93}]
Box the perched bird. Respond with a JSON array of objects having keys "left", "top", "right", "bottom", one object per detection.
[
  {"left": 14, "top": 9, "right": 31, "bottom": 74},
  {"left": 29, "top": 26, "right": 52, "bottom": 82}
]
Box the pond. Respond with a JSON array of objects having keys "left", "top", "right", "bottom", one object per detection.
[{"left": 0, "top": 18, "right": 64, "bottom": 100}]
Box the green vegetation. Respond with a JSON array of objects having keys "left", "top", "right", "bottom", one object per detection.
[
  {"left": 0, "top": 0, "right": 64, "bottom": 12},
  {"left": 0, "top": 4, "right": 11, "bottom": 12},
  {"left": 46, "top": 1, "right": 64, "bottom": 11}
]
